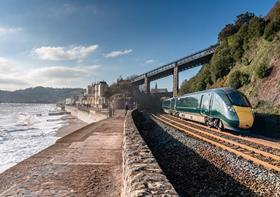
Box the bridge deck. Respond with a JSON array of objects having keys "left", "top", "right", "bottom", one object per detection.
[{"left": 131, "top": 44, "right": 218, "bottom": 85}]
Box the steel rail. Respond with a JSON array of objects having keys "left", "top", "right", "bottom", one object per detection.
[
  {"left": 164, "top": 114, "right": 280, "bottom": 150},
  {"left": 152, "top": 115, "right": 280, "bottom": 173},
  {"left": 158, "top": 114, "right": 280, "bottom": 161}
]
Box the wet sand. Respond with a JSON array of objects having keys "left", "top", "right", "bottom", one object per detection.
[{"left": 56, "top": 115, "right": 88, "bottom": 138}]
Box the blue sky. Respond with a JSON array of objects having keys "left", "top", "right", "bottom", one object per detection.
[{"left": 0, "top": 0, "right": 276, "bottom": 91}]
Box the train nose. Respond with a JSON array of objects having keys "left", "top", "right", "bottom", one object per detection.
[{"left": 233, "top": 106, "right": 254, "bottom": 129}]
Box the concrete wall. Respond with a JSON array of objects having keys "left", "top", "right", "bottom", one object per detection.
[
  {"left": 65, "top": 106, "right": 107, "bottom": 124},
  {"left": 122, "top": 110, "right": 178, "bottom": 196}
]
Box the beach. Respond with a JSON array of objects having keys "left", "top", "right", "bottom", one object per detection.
[
  {"left": 0, "top": 103, "right": 107, "bottom": 174},
  {"left": 0, "top": 111, "right": 124, "bottom": 196},
  {"left": 56, "top": 115, "right": 88, "bottom": 138}
]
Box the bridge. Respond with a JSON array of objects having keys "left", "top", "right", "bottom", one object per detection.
[{"left": 131, "top": 44, "right": 218, "bottom": 97}]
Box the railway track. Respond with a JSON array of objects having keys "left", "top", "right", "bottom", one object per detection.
[
  {"left": 164, "top": 114, "right": 280, "bottom": 153},
  {"left": 152, "top": 114, "right": 280, "bottom": 173}
]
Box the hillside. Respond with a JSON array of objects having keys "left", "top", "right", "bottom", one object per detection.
[
  {"left": 179, "top": 2, "right": 280, "bottom": 137},
  {"left": 0, "top": 86, "right": 84, "bottom": 103},
  {"left": 180, "top": 2, "right": 280, "bottom": 115}
]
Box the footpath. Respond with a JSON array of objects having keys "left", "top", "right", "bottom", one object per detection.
[{"left": 0, "top": 112, "right": 124, "bottom": 196}]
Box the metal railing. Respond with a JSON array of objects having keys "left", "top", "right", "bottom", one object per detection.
[{"left": 131, "top": 44, "right": 218, "bottom": 83}]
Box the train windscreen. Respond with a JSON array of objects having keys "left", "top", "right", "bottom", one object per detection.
[{"left": 226, "top": 91, "right": 251, "bottom": 107}]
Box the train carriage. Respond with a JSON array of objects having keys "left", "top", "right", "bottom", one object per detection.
[{"left": 162, "top": 87, "right": 254, "bottom": 131}]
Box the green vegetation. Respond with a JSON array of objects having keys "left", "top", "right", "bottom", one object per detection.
[
  {"left": 256, "top": 63, "right": 269, "bottom": 78},
  {"left": 228, "top": 71, "right": 249, "bottom": 89},
  {"left": 179, "top": 2, "right": 280, "bottom": 116},
  {"left": 104, "top": 75, "right": 138, "bottom": 99}
]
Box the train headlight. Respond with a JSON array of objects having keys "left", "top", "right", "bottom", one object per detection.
[{"left": 227, "top": 105, "right": 235, "bottom": 113}]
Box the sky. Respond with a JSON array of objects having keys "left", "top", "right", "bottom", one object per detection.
[{"left": 0, "top": 0, "right": 276, "bottom": 91}]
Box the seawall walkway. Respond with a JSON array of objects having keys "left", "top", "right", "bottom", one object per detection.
[{"left": 0, "top": 112, "right": 124, "bottom": 196}]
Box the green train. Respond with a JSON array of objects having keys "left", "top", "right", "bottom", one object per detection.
[{"left": 162, "top": 87, "right": 254, "bottom": 131}]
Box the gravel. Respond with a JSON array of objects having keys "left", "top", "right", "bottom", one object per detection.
[
  {"left": 135, "top": 112, "right": 280, "bottom": 196},
  {"left": 164, "top": 114, "right": 280, "bottom": 157}
]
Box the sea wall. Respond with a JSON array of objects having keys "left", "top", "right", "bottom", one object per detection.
[
  {"left": 122, "top": 109, "right": 178, "bottom": 196},
  {"left": 65, "top": 106, "right": 107, "bottom": 124}
]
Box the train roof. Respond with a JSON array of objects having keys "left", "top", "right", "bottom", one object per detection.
[
  {"left": 162, "top": 87, "right": 240, "bottom": 101},
  {"left": 185, "top": 87, "right": 235, "bottom": 95},
  {"left": 174, "top": 87, "right": 237, "bottom": 100}
]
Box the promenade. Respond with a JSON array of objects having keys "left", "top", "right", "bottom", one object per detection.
[{"left": 0, "top": 112, "right": 124, "bottom": 196}]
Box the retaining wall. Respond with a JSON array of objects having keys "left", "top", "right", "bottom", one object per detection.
[
  {"left": 122, "top": 110, "right": 178, "bottom": 196},
  {"left": 65, "top": 106, "right": 107, "bottom": 124}
]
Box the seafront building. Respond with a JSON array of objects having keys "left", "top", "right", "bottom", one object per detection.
[
  {"left": 86, "top": 81, "right": 108, "bottom": 108},
  {"left": 65, "top": 95, "right": 85, "bottom": 106},
  {"left": 65, "top": 81, "right": 109, "bottom": 109}
]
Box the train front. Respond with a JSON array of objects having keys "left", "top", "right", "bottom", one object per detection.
[{"left": 226, "top": 90, "right": 254, "bottom": 130}]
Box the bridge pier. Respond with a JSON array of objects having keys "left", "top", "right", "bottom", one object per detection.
[
  {"left": 173, "top": 63, "right": 179, "bottom": 97},
  {"left": 131, "top": 45, "right": 218, "bottom": 96},
  {"left": 144, "top": 75, "right": 150, "bottom": 94}
]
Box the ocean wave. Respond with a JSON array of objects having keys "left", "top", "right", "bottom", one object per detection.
[
  {"left": 4, "top": 128, "right": 36, "bottom": 133},
  {"left": 0, "top": 103, "right": 65, "bottom": 173}
]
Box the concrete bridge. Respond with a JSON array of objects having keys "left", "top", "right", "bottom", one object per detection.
[{"left": 131, "top": 44, "right": 218, "bottom": 96}]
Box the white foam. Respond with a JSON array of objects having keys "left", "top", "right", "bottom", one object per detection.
[{"left": 0, "top": 103, "right": 67, "bottom": 174}]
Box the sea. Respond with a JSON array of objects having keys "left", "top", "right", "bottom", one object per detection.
[{"left": 0, "top": 103, "right": 67, "bottom": 174}]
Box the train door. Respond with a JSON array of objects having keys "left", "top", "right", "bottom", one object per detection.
[{"left": 200, "top": 93, "right": 212, "bottom": 117}]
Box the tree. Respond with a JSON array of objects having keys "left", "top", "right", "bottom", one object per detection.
[
  {"left": 235, "top": 12, "right": 255, "bottom": 28},
  {"left": 210, "top": 47, "right": 234, "bottom": 82},
  {"left": 248, "top": 16, "right": 265, "bottom": 38},
  {"left": 227, "top": 34, "right": 244, "bottom": 61},
  {"left": 218, "top": 24, "right": 238, "bottom": 41},
  {"left": 228, "top": 71, "right": 249, "bottom": 89}
]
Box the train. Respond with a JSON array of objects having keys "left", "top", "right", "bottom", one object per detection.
[{"left": 162, "top": 87, "right": 254, "bottom": 131}]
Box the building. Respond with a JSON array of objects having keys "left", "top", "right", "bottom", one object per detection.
[
  {"left": 65, "top": 94, "right": 85, "bottom": 106},
  {"left": 65, "top": 97, "right": 75, "bottom": 105},
  {"left": 150, "top": 83, "right": 168, "bottom": 94},
  {"left": 86, "top": 81, "right": 109, "bottom": 108}
]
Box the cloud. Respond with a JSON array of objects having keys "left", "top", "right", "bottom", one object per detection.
[
  {"left": 0, "top": 56, "right": 101, "bottom": 90},
  {"left": 0, "top": 57, "right": 20, "bottom": 73},
  {"left": 0, "top": 59, "right": 30, "bottom": 89},
  {"left": 0, "top": 26, "right": 22, "bottom": 35},
  {"left": 26, "top": 65, "right": 100, "bottom": 89},
  {"left": 0, "top": 57, "right": 10, "bottom": 65},
  {"left": 30, "top": 66, "right": 89, "bottom": 79},
  {"left": 83, "top": 65, "right": 101, "bottom": 70},
  {"left": 104, "top": 49, "right": 132, "bottom": 58},
  {"left": 0, "top": 75, "right": 29, "bottom": 86},
  {"left": 145, "top": 59, "right": 155, "bottom": 64},
  {"left": 33, "top": 45, "right": 98, "bottom": 61}
]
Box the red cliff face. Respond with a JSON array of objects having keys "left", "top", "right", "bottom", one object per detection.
[{"left": 258, "top": 58, "right": 280, "bottom": 107}]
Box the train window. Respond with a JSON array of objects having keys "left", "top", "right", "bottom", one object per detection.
[
  {"left": 176, "top": 98, "right": 182, "bottom": 106},
  {"left": 171, "top": 99, "right": 175, "bottom": 108},
  {"left": 163, "top": 100, "right": 171, "bottom": 108},
  {"left": 227, "top": 91, "right": 251, "bottom": 107},
  {"left": 201, "top": 93, "right": 211, "bottom": 111},
  {"left": 212, "top": 94, "right": 225, "bottom": 114},
  {"left": 178, "top": 96, "right": 199, "bottom": 108}
]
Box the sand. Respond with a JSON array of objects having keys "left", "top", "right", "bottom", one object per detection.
[{"left": 56, "top": 115, "right": 88, "bottom": 138}]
